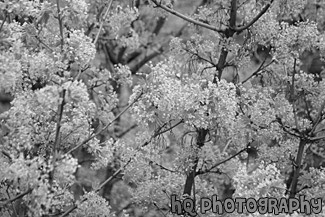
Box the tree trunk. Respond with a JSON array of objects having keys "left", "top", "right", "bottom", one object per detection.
[
  {"left": 183, "top": 129, "right": 208, "bottom": 196},
  {"left": 289, "top": 139, "right": 307, "bottom": 198}
]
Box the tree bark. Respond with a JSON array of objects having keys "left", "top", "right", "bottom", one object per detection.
[
  {"left": 183, "top": 129, "right": 208, "bottom": 196},
  {"left": 289, "top": 139, "right": 307, "bottom": 198}
]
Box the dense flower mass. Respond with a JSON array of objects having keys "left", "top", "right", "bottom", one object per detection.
[
  {"left": 2, "top": 0, "right": 325, "bottom": 216},
  {"left": 130, "top": 58, "right": 238, "bottom": 132},
  {"left": 65, "top": 30, "right": 96, "bottom": 65}
]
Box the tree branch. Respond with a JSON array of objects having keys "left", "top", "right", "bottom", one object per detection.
[
  {"left": 59, "top": 159, "right": 131, "bottom": 217},
  {"left": 0, "top": 11, "right": 7, "bottom": 33},
  {"left": 56, "top": 0, "right": 64, "bottom": 51},
  {"left": 183, "top": 129, "right": 208, "bottom": 196},
  {"left": 49, "top": 89, "right": 66, "bottom": 184},
  {"left": 150, "top": 0, "right": 225, "bottom": 33},
  {"left": 65, "top": 91, "right": 143, "bottom": 155},
  {"left": 117, "top": 124, "right": 138, "bottom": 138},
  {"left": 1, "top": 150, "right": 12, "bottom": 161},
  {"left": 0, "top": 189, "right": 33, "bottom": 208},
  {"left": 214, "top": 0, "right": 238, "bottom": 82},
  {"left": 310, "top": 99, "right": 325, "bottom": 135},
  {"left": 150, "top": 160, "right": 178, "bottom": 174},
  {"left": 240, "top": 57, "right": 274, "bottom": 84},
  {"left": 197, "top": 148, "right": 247, "bottom": 175},
  {"left": 276, "top": 116, "right": 302, "bottom": 138},
  {"left": 289, "top": 139, "right": 307, "bottom": 198},
  {"left": 93, "top": 0, "right": 113, "bottom": 45},
  {"left": 308, "top": 134, "right": 325, "bottom": 142},
  {"left": 141, "top": 119, "right": 184, "bottom": 148},
  {"left": 232, "top": 0, "right": 274, "bottom": 33}
]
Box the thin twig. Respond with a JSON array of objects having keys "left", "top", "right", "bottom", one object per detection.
[
  {"left": 291, "top": 58, "right": 300, "bottom": 131},
  {"left": 50, "top": 89, "right": 66, "bottom": 184},
  {"left": 93, "top": 0, "right": 113, "bottom": 45},
  {"left": 6, "top": 187, "right": 18, "bottom": 216},
  {"left": 0, "top": 189, "right": 33, "bottom": 208},
  {"left": 276, "top": 116, "right": 302, "bottom": 138},
  {"left": 65, "top": 91, "right": 143, "bottom": 155},
  {"left": 117, "top": 124, "right": 138, "bottom": 138},
  {"left": 154, "top": 120, "right": 183, "bottom": 137},
  {"left": 151, "top": 0, "right": 225, "bottom": 33},
  {"left": 34, "top": 35, "right": 54, "bottom": 52},
  {"left": 313, "top": 125, "right": 325, "bottom": 135},
  {"left": 1, "top": 150, "right": 12, "bottom": 161},
  {"left": 232, "top": 0, "right": 274, "bottom": 33},
  {"left": 308, "top": 134, "right": 325, "bottom": 142},
  {"left": 56, "top": 0, "right": 64, "bottom": 51},
  {"left": 151, "top": 161, "right": 178, "bottom": 174},
  {"left": 49, "top": 1, "right": 67, "bottom": 184},
  {"left": 241, "top": 58, "right": 274, "bottom": 84},
  {"left": 96, "top": 158, "right": 131, "bottom": 192},
  {"left": 59, "top": 159, "right": 131, "bottom": 217},
  {"left": 0, "top": 11, "right": 7, "bottom": 33},
  {"left": 222, "top": 139, "right": 232, "bottom": 153},
  {"left": 197, "top": 148, "right": 247, "bottom": 175},
  {"left": 141, "top": 119, "right": 183, "bottom": 148},
  {"left": 310, "top": 100, "right": 325, "bottom": 135}
]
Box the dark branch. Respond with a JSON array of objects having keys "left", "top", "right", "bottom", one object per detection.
[
  {"left": 0, "top": 189, "right": 33, "bottom": 208},
  {"left": 50, "top": 89, "right": 66, "bottom": 184},
  {"left": 150, "top": 0, "right": 226, "bottom": 33},
  {"left": 59, "top": 159, "right": 131, "bottom": 217},
  {"left": 232, "top": 0, "right": 274, "bottom": 33},
  {"left": 66, "top": 91, "right": 143, "bottom": 155},
  {"left": 197, "top": 148, "right": 247, "bottom": 175},
  {"left": 141, "top": 119, "right": 184, "bottom": 147}
]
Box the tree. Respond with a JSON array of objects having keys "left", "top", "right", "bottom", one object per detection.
[{"left": 1, "top": 0, "right": 325, "bottom": 217}]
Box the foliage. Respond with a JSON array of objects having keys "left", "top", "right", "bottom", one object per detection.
[{"left": 1, "top": 0, "right": 325, "bottom": 217}]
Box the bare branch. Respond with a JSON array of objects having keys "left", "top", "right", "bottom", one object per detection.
[
  {"left": 1, "top": 150, "right": 11, "bottom": 161},
  {"left": 214, "top": 0, "right": 238, "bottom": 81},
  {"left": 309, "top": 135, "right": 325, "bottom": 141},
  {"left": 232, "top": 0, "right": 274, "bottom": 33},
  {"left": 65, "top": 91, "right": 143, "bottom": 155},
  {"left": 310, "top": 99, "right": 325, "bottom": 135},
  {"left": 154, "top": 119, "right": 184, "bottom": 137},
  {"left": 59, "top": 159, "right": 131, "bottom": 217},
  {"left": 240, "top": 58, "right": 274, "bottom": 84},
  {"left": 141, "top": 119, "right": 184, "bottom": 148},
  {"left": 56, "top": 0, "right": 64, "bottom": 51},
  {"left": 117, "top": 124, "right": 138, "bottom": 138},
  {"left": 289, "top": 139, "right": 307, "bottom": 198},
  {"left": 291, "top": 59, "right": 300, "bottom": 131},
  {"left": 50, "top": 89, "right": 66, "bottom": 184},
  {"left": 96, "top": 158, "right": 131, "bottom": 192},
  {"left": 197, "top": 148, "right": 247, "bottom": 175},
  {"left": 0, "top": 11, "right": 7, "bottom": 33},
  {"left": 229, "top": 0, "right": 237, "bottom": 28},
  {"left": 93, "top": 0, "right": 113, "bottom": 45},
  {"left": 0, "top": 189, "right": 33, "bottom": 208},
  {"left": 150, "top": 161, "right": 178, "bottom": 173},
  {"left": 276, "top": 116, "right": 302, "bottom": 138},
  {"left": 34, "top": 35, "right": 54, "bottom": 52},
  {"left": 150, "top": 0, "right": 226, "bottom": 34}
]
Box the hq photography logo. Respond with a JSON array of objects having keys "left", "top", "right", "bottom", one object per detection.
[{"left": 170, "top": 195, "right": 322, "bottom": 216}]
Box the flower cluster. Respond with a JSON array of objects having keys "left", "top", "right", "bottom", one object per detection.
[
  {"left": 0, "top": 50, "right": 22, "bottom": 93},
  {"left": 55, "top": 154, "right": 79, "bottom": 184},
  {"left": 233, "top": 162, "right": 286, "bottom": 199},
  {"left": 71, "top": 191, "right": 114, "bottom": 217},
  {"left": 276, "top": 21, "right": 319, "bottom": 58},
  {"left": 114, "top": 64, "right": 133, "bottom": 86},
  {"left": 88, "top": 138, "right": 115, "bottom": 170},
  {"left": 130, "top": 58, "right": 238, "bottom": 132},
  {"left": 65, "top": 29, "right": 96, "bottom": 65}
]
